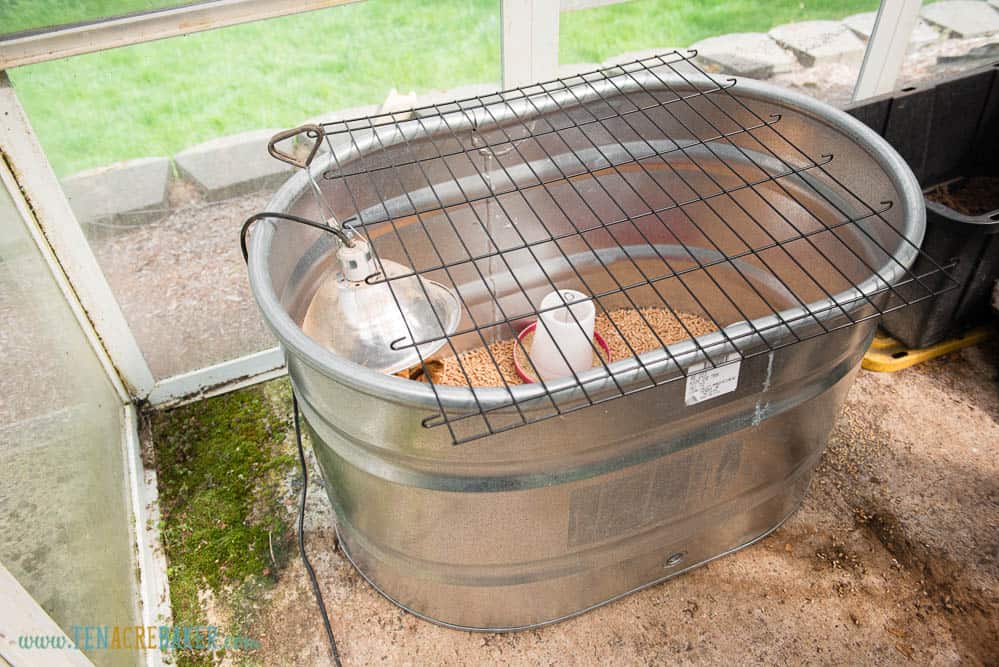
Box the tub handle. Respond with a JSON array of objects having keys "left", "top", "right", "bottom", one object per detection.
[{"left": 268, "top": 124, "right": 324, "bottom": 169}]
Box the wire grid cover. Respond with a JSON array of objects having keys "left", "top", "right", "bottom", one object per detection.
[{"left": 300, "top": 50, "right": 955, "bottom": 444}]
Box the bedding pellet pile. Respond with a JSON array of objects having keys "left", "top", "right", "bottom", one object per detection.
[{"left": 405, "top": 307, "right": 717, "bottom": 387}]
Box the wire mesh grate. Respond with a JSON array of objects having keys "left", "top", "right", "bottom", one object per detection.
[{"left": 265, "top": 50, "right": 959, "bottom": 444}]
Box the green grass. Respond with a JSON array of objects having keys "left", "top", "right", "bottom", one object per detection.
[{"left": 8, "top": 0, "right": 878, "bottom": 176}]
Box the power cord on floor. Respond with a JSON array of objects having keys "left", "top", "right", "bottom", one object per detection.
[
  {"left": 242, "top": 212, "right": 344, "bottom": 665},
  {"left": 294, "top": 394, "right": 343, "bottom": 667}
]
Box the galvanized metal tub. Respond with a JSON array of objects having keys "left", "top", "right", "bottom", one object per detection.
[{"left": 248, "top": 74, "right": 924, "bottom": 630}]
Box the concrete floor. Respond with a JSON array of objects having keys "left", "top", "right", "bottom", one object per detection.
[{"left": 155, "top": 337, "right": 998, "bottom": 666}]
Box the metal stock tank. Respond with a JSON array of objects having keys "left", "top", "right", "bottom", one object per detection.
[{"left": 247, "top": 68, "right": 925, "bottom": 630}]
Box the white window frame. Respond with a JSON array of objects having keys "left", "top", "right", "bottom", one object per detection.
[
  {"left": 0, "top": 0, "right": 360, "bottom": 69},
  {"left": 853, "top": 0, "right": 922, "bottom": 101},
  {"left": 0, "top": 561, "right": 95, "bottom": 666}
]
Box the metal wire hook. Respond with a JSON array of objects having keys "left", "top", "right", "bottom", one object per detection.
[{"left": 268, "top": 124, "right": 324, "bottom": 169}]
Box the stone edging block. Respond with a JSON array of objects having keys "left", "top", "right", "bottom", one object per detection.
[
  {"left": 769, "top": 20, "right": 867, "bottom": 67},
  {"left": 842, "top": 12, "right": 941, "bottom": 46},
  {"left": 174, "top": 128, "right": 294, "bottom": 201},
  {"left": 691, "top": 32, "right": 796, "bottom": 78},
  {"left": 61, "top": 156, "right": 169, "bottom": 226},
  {"left": 922, "top": 0, "right": 999, "bottom": 38}
]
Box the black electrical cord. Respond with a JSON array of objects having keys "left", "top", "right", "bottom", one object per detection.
[
  {"left": 241, "top": 212, "right": 344, "bottom": 665},
  {"left": 240, "top": 211, "right": 353, "bottom": 262},
  {"left": 293, "top": 395, "right": 343, "bottom": 667}
]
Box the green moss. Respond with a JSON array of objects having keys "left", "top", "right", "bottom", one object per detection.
[{"left": 150, "top": 380, "right": 297, "bottom": 666}]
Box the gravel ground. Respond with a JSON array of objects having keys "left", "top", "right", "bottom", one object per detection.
[
  {"left": 88, "top": 185, "right": 277, "bottom": 379},
  {"left": 152, "top": 337, "right": 997, "bottom": 666}
]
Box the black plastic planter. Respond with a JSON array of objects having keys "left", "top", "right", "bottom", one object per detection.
[
  {"left": 882, "top": 185, "right": 998, "bottom": 348},
  {"left": 847, "top": 62, "right": 999, "bottom": 349}
]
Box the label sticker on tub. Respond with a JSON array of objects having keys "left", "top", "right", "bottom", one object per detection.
[{"left": 684, "top": 354, "right": 742, "bottom": 406}]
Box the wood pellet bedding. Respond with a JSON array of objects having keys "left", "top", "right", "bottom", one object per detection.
[{"left": 397, "top": 307, "right": 717, "bottom": 387}]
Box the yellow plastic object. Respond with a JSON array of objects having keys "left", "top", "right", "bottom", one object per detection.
[{"left": 862, "top": 327, "right": 992, "bottom": 372}]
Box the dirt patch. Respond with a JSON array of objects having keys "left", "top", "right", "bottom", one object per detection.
[
  {"left": 854, "top": 503, "right": 998, "bottom": 664},
  {"left": 168, "top": 178, "right": 208, "bottom": 210},
  {"left": 823, "top": 337, "right": 999, "bottom": 664}
]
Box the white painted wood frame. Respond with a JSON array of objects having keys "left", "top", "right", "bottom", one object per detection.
[
  {"left": 853, "top": 0, "right": 922, "bottom": 100},
  {"left": 502, "top": 0, "right": 561, "bottom": 89},
  {"left": 147, "top": 347, "right": 286, "bottom": 407},
  {"left": 0, "top": 562, "right": 94, "bottom": 666},
  {"left": 123, "top": 404, "right": 171, "bottom": 667},
  {"left": 0, "top": 0, "right": 362, "bottom": 69}
]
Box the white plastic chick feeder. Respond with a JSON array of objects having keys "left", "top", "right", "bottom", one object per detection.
[{"left": 529, "top": 289, "right": 597, "bottom": 381}]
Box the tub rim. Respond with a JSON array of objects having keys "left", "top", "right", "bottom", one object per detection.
[{"left": 247, "top": 73, "right": 926, "bottom": 413}]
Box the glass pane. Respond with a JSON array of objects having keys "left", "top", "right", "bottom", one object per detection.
[
  {"left": 9, "top": 0, "right": 502, "bottom": 379},
  {"left": 559, "top": 0, "right": 881, "bottom": 105},
  {"left": 0, "top": 177, "right": 139, "bottom": 665},
  {"left": 0, "top": 0, "right": 195, "bottom": 37}
]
